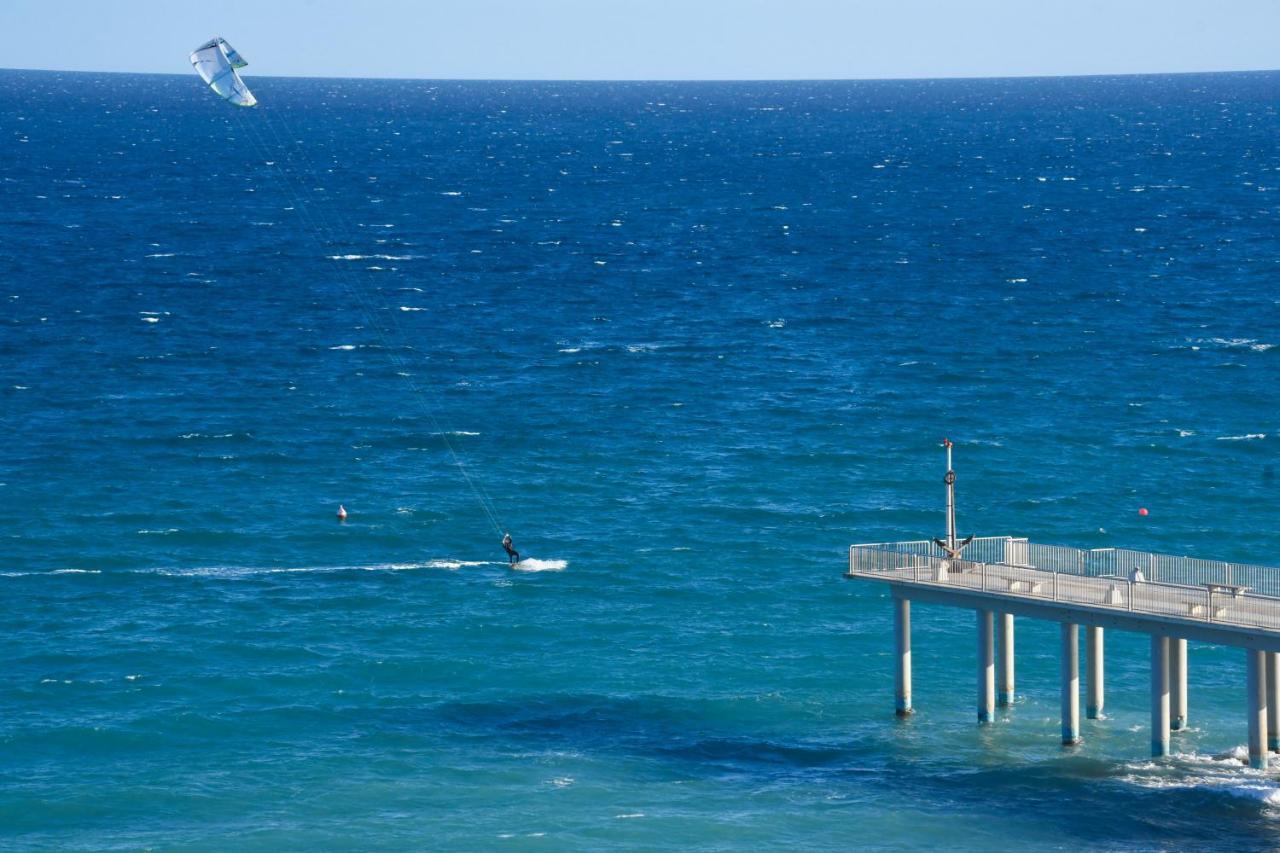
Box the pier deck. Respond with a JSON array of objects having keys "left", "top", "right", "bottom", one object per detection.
[{"left": 846, "top": 536, "right": 1280, "bottom": 766}]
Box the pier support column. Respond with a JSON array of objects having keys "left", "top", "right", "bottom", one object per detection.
[
  {"left": 997, "top": 612, "right": 1015, "bottom": 707},
  {"left": 1060, "top": 622, "right": 1080, "bottom": 745},
  {"left": 1170, "top": 639, "right": 1187, "bottom": 732},
  {"left": 893, "top": 595, "right": 912, "bottom": 717},
  {"left": 977, "top": 609, "right": 994, "bottom": 723},
  {"left": 1248, "top": 648, "right": 1269, "bottom": 769},
  {"left": 1269, "top": 652, "right": 1280, "bottom": 752},
  {"left": 1151, "top": 635, "right": 1170, "bottom": 758},
  {"left": 1086, "top": 626, "right": 1104, "bottom": 720}
]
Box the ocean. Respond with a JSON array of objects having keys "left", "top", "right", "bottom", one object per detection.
[{"left": 3, "top": 68, "right": 1280, "bottom": 849}]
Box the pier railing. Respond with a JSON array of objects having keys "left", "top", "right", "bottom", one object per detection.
[{"left": 848, "top": 537, "right": 1280, "bottom": 631}]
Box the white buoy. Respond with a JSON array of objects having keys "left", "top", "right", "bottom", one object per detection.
[{"left": 337, "top": 504, "right": 348, "bottom": 521}]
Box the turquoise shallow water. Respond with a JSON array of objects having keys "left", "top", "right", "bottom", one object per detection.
[{"left": 3, "top": 68, "right": 1280, "bottom": 849}]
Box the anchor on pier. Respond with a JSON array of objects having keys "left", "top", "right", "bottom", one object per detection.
[{"left": 847, "top": 439, "right": 1280, "bottom": 768}]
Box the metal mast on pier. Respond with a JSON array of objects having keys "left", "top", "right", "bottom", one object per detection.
[{"left": 934, "top": 438, "right": 973, "bottom": 559}]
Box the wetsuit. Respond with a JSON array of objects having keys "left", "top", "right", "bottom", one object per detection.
[{"left": 502, "top": 535, "right": 520, "bottom": 564}]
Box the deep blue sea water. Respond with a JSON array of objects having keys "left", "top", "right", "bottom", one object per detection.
[{"left": 3, "top": 68, "right": 1280, "bottom": 849}]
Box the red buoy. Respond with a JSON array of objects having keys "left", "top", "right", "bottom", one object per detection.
[
  {"left": 1138, "top": 507, "right": 1149, "bottom": 517},
  {"left": 337, "top": 504, "right": 348, "bottom": 521}
]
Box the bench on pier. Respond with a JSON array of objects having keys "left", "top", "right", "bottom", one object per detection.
[
  {"left": 1006, "top": 578, "right": 1042, "bottom": 594},
  {"left": 1206, "top": 583, "right": 1250, "bottom": 598}
]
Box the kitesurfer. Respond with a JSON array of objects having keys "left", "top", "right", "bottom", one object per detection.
[{"left": 501, "top": 532, "right": 520, "bottom": 565}]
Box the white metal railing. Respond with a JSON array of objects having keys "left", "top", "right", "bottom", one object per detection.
[{"left": 848, "top": 538, "right": 1280, "bottom": 632}]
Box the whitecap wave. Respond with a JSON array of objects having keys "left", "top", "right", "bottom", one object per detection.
[
  {"left": 328, "top": 254, "right": 416, "bottom": 261},
  {"left": 1199, "top": 337, "right": 1276, "bottom": 352},
  {"left": 1217, "top": 433, "right": 1266, "bottom": 441}
]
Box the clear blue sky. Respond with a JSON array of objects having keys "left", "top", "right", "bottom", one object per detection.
[{"left": 3, "top": 0, "right": 1277, "bottom": 80}]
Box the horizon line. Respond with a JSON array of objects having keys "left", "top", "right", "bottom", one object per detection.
[{"left": 2, "top": 65, "right": 1279, "bottom": 86}]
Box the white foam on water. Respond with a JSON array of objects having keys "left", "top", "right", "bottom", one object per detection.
[
  {"left": 328, "top": 254, "right": 415, "bottom": 261},
  {"left": 139, "top": 559, "right": 497, "bottom": 578},
  {"left": 399, "top": 306, "right": 425, "bottom": 312},
  {"left": 1217, "top": 433, "right": 1266, "bottom": 441},
  {"left": 330, "top": 344, "right": 357, "bottom": 350},
  {"left": 1117, "top": 747, "right": 1280, "bottom": 804},
  {"left": 511, "top": 558, "right": 568, "bottom": 572},
  {"left": 1199, "top": 337, "right": 1276, "bottom": 352}
]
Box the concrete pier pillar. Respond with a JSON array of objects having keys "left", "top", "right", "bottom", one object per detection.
[
  {"left": 1248, "top": 648, "right": 1269, "bottom": 769},
  {"left": 894, "top": 596, "right": 912, "bottom": 717},
  {"left": 1086, "top": 626, "right": 1104, "bottom": 720},
  {"left": 1269, "top": 652, "right": 1280, "bottom": 752},
  {"left": 997, "top": 612, "right": 1015, "bottom": 707},
  {"left": 1060, "top": 622, "right": 1080, "bottom": 745},
  {"left": 977, "top": 609, "right": 995, "bottom": 723},
  {"left": 1170, "top": 638, "right": 1187, "bottom": 732},
  {"left": 1151, "top": 635, "right": 1170, "bottom": 758}
]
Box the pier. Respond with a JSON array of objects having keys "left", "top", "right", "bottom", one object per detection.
[{"left": 848, "top": 442, "right": 1280, "bottom": 768}]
